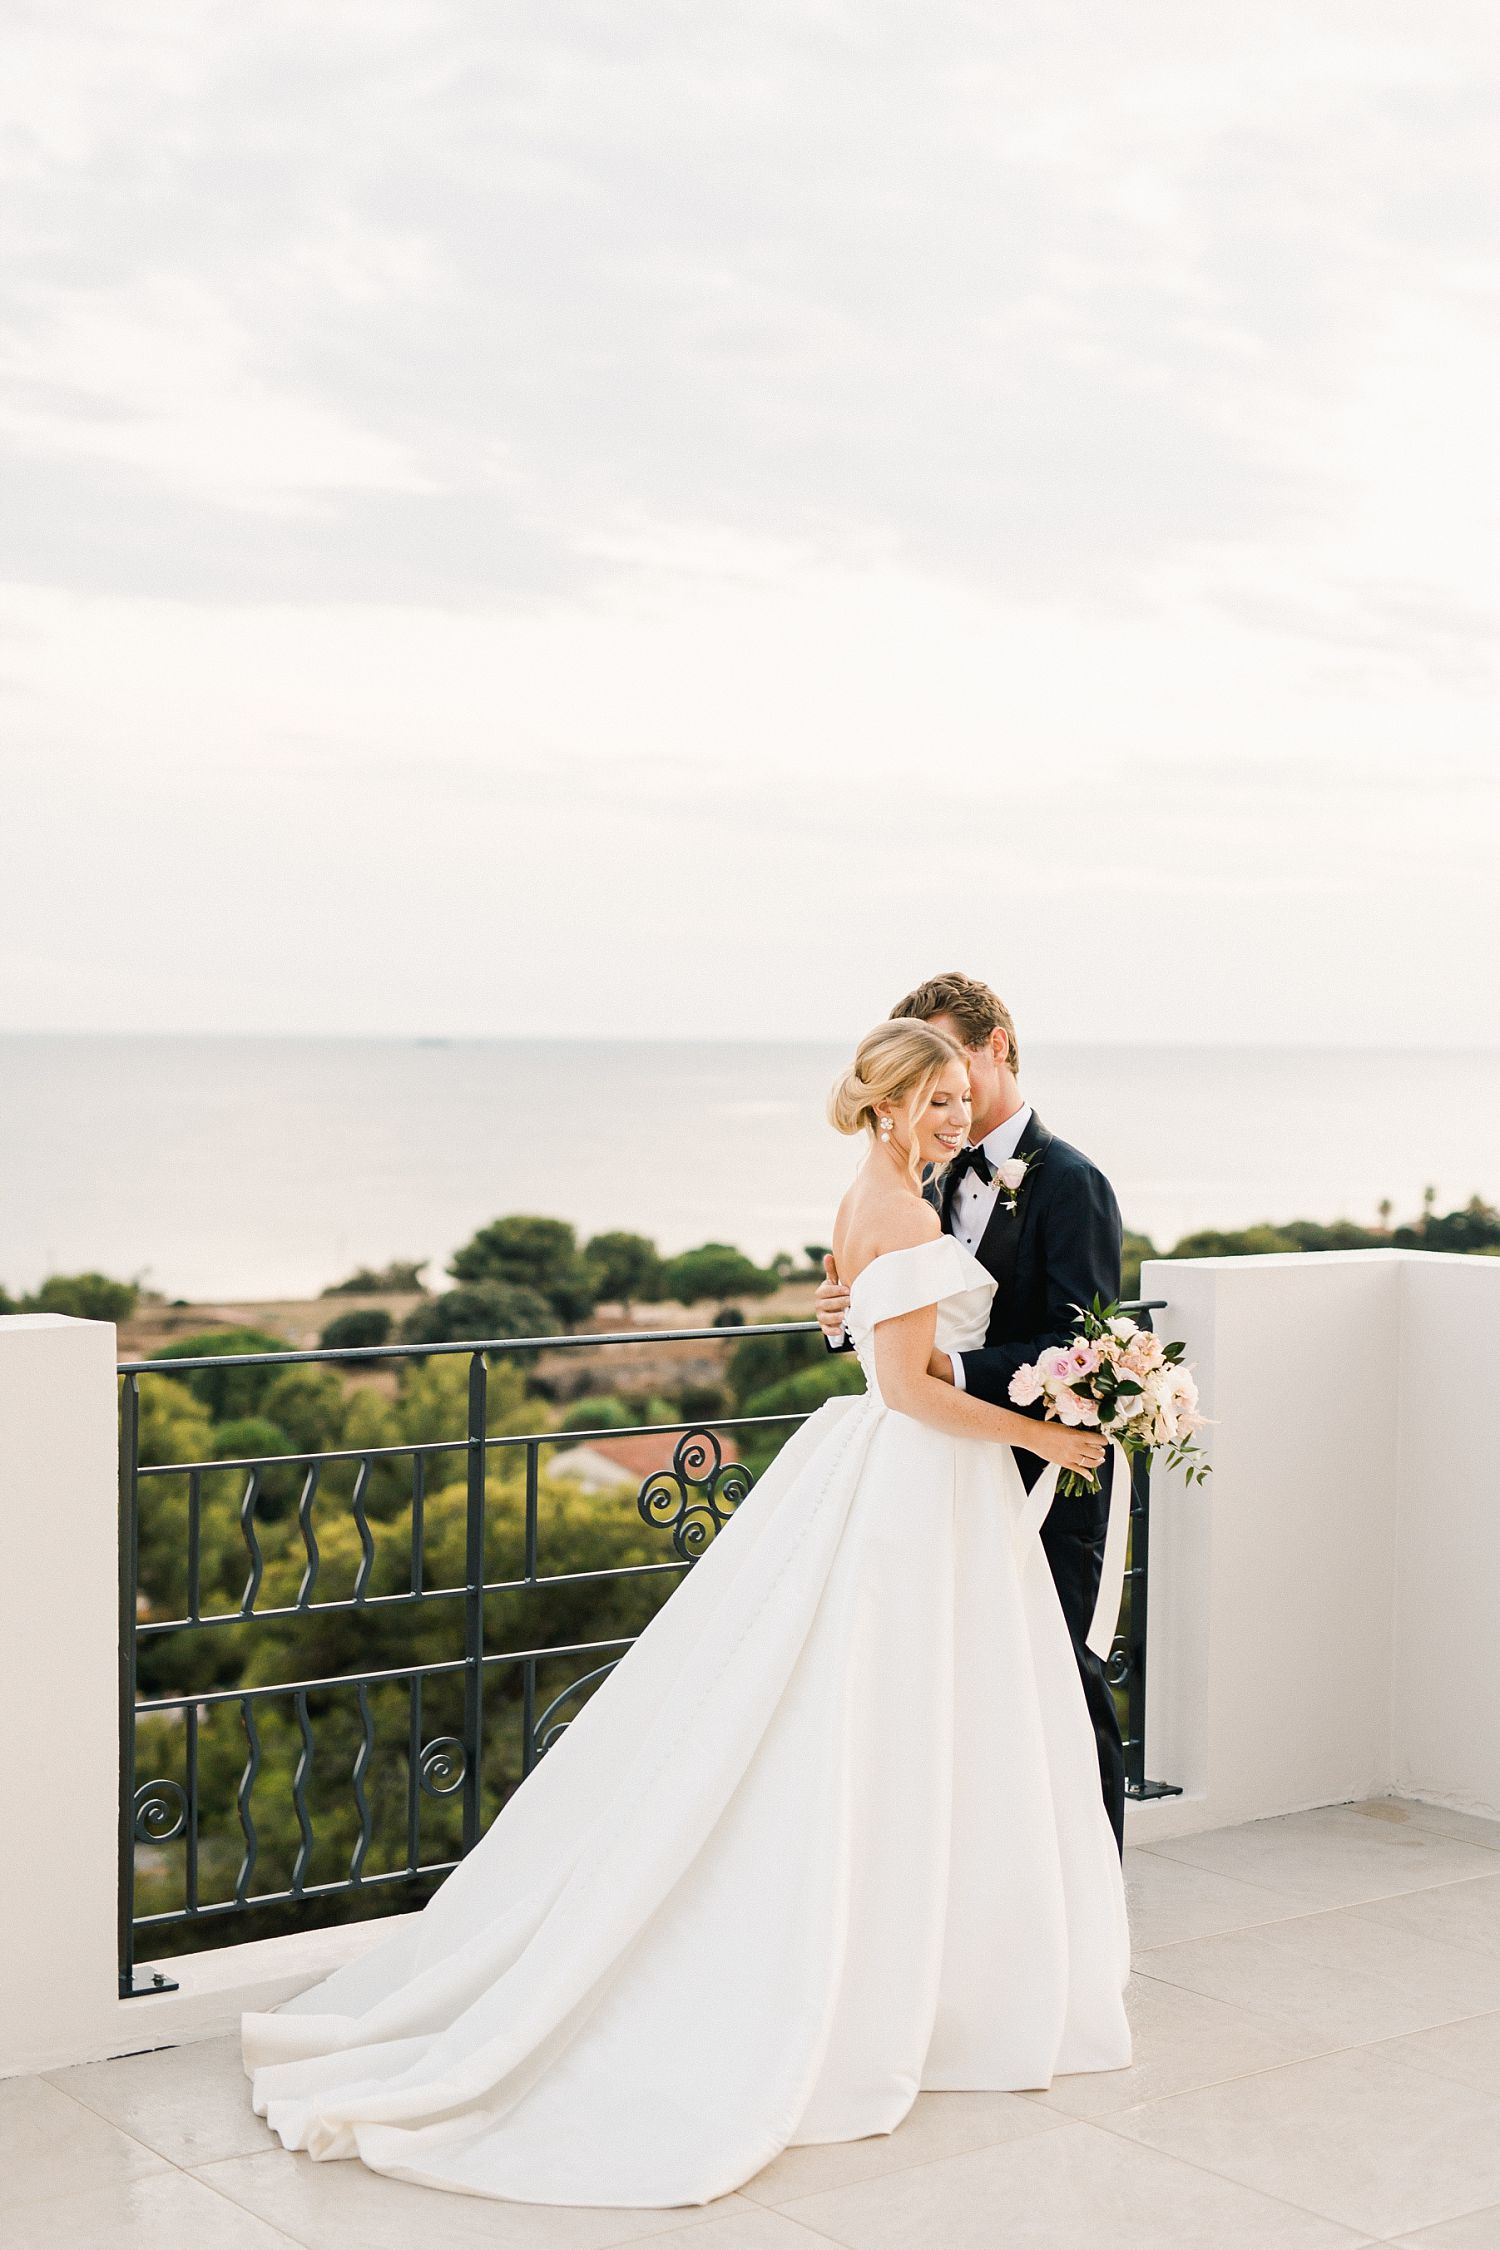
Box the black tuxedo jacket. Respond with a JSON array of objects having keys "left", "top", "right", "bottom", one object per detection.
[{"left": 937, "top": 1111, "right": 1123, "bottom": 1529}]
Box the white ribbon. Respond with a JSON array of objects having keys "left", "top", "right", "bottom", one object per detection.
[{"left": 1014, "top": 1439, "right": 1132, "bottom": 1663}]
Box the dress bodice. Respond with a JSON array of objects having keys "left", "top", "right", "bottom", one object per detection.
[{"left": 846, "top": 1237, "right": 995, "bottom": 1403}]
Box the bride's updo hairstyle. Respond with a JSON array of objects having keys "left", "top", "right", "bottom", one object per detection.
[{"left": 828, "top": 1019, "right": 965, "bottom": 1180}]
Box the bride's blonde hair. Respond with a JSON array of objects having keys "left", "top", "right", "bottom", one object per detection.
[{"left": 828, "top": 1019, "right": 965, "bottom": 1180}]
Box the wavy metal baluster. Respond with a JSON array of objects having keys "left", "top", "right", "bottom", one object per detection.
[
  {"left": 235, "top": 1697, "right": 261, "bottom": 1903},
  {"left": 295, "top": 1461, "right": 321, "bottom": 1609},
  {"left": 350, "top": 1683, "right": 374, "bottom": 1883},
  {"left": 291, "top": 1690, "right": 315, "bottom": 1896},
  {"left": 350, "top": 1455, "right": 375, "bottom": 1604},
  {"left": 237, "top": 1466, "right": 265, "bottom": 1615}
]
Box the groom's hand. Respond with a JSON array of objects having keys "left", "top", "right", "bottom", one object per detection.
[
  {"left": 927, "top": 1350, "right": 955, "bottom": 1383},
  {"left": 814, "top": 1255, "right": 850, "bottom": 1341}
]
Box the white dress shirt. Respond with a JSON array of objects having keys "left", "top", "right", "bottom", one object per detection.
[{"left": 946, "top": 1103, "right": 1032, "bottom": 1391}]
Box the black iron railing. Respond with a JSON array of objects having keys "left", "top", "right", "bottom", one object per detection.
[{"left": 118, "top": 1310, "right": 1174, "bottom": 1998}]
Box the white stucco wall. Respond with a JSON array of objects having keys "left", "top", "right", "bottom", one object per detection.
[
  {"left": 1129, "top": 1247, "right": 1500, "bottom": 1846},
  {"left": 1391, "top": 1254, "right": 1500, "bottom": 1815},
  {"left": 0, "top": 1316, "right": 121, "bottom": 2071}
]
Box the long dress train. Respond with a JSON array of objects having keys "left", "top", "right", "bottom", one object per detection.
[{"left": 243, "top": 1235, "right": 1130, "bottom": 2206}]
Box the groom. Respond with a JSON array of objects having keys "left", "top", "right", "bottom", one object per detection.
[{"left": 815, "top": 972, "right": 1127, "bottom": 1854}]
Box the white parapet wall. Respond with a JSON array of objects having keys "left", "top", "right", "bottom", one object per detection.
[
  {"left": 0, "top": 1315, "right": 398, "bottom": 2078},
  {"left": 1127, "top": 1248, "right": 1500, "bottom": 1845}
]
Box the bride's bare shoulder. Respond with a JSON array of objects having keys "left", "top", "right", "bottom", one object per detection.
[
  {"left": 833, "top": 1185, "right": 940, "bottom": 1281},
  {"left": 875, "top": 1196, "right": 942, "bottom": 1253}
]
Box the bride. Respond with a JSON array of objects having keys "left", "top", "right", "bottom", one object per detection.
[{"left": 243, "top": 1019, "right": 1131, "bottom": 2207}]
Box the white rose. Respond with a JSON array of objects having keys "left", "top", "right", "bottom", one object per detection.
[
  {"left": 994, "top": 1157, "right": 1028, "bottom": 1193},
  {"left": 1108, "top": 1316, "right": 1139, "bottom": 1341}
]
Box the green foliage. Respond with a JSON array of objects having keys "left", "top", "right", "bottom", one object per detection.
[
  {"left": 448, "top": 1216, "right": 597, "bottom": 1324},
  {"left": 400, "top": 1281, "right": 555, "bottom": 1347},
  {"left": 26, "top": 1270, "right": 139, "bottom": 1321},
  {"left": 678, "top": 1379, "right": 730, "bottom": 1421},
  {"left": 259, "top": 1365, "right": 350, "bottom": 1455},
  {"left": 211, "top": 1416, "right": 299, "bottom": 1515},
  {"left": 1395, "top": 1196, "right": 1500, "bottom": 1254},
  {"left": 1279, "top": 1219, "right": 1388, "bottom": 1251},
  {"left": 1121, "top": 1231, "right": 1157, "bottom": 1300},
  {"left": 0, "top": 1283, "right": 17, "bottom": 1314},
  {"left": 561, "top": 1394, "right": 635, "bottom": 1433},
  {"left": 212, "top": 1415, "right": 293, "bottom": 1458},
  {"left": 740, "top": 1360, "right": 867, "bottom": 1418},
  {"left": 149, "top": 1328, "right": 294, "bottom": 1418},
  {"left": 584, "top": 1230, "right": 663, "bottom": 1306},
  {"left": 726, "top": 1322, "right": 826, "bottom": 1409},
  {"left": 1166, "top": 1224, "right": 1305, "bottom": 1261},
  {"left": 318, "top": 1307, "right": 393, "bottom": 1353},
  {"left": 658, "top": 1242, "right": 779, "bottom": 1303},
  {"left": 321, "top": 1260, "right": 428, "bottom": 1295}
]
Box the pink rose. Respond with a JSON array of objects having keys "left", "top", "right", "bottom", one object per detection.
[{"left": 1009, "top": 1363, "right": 1044, "bottom": 1407}]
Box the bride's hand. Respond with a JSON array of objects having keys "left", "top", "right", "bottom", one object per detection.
[{"left": 1026, "top": 1423, "right": 1108, "bottom": 1478}]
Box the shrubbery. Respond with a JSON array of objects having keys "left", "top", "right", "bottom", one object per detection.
[{"left": 318, "top": 1307, "right": 394, "bottom": 1353}]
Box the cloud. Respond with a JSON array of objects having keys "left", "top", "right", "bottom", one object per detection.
[
  {"left": 3, "top": 2, "right": 1499, "bottom": 1044},
  {"left": 3, "top": 1, "right": 1498, "bottom": 628}
]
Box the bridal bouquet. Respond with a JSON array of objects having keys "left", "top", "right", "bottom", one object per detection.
[{"left": 1009, "top": 1300, "right": 1211, "bottom": 1498}]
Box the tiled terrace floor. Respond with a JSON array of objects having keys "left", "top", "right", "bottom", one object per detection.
[{"left": 9, "top": 1799, "right": 1500, "bottom": 2249}]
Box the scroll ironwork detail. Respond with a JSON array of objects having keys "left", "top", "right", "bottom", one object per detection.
[{"left": 637, "top": 1430, "right": 751, "bottom": 1560}]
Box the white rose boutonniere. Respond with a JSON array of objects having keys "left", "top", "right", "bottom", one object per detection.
[{"left": 994, "top": 1152, "right": 1035, "bottom": 1212}]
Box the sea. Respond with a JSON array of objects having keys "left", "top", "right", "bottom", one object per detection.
[{"left": 2, "top": 1035, "right": 1497, "bottom": 1303}]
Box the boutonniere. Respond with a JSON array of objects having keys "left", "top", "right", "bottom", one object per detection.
[{"left": 993, "top": 1152, "right": 1036, "bottom": 1213}]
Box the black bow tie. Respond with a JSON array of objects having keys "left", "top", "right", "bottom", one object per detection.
[{"left": 947, "top": 1143, "right": 994, "bottom": 1188}]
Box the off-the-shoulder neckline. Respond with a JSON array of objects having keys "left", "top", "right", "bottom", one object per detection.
[{"left": 844, "top": 1235, "right": 991, "bottom": 1306}]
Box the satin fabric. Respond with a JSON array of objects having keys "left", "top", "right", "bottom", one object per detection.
[{"left": 243, "top": 1235, "right": 1130, "bottom": 2207}]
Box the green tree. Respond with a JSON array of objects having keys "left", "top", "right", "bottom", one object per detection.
[
  {"left": 448, "top": 1216, "right": 597, "bottom": 1325},
  {"left": 27, "top": 1270, "right": 138, "bottom": 1321},
  {"left": 259, "top": 1365, "right": 351, "bottom": 1456},
  {"left": 1121, "top": 1230, "right": 1158, "bottom": 1299},
  {"left": 318, "top": 1307, "right": 393, "bottom": 1353},
  {"left": 741, "top": 1361, "right": 866, "bottom": 1419},
  {"left": 321, "top": 1260, "right": 428, "bottom": 1296},
  {"left": 560, "top": 1394, "right": 635, "bottom": 1433},
  {"left": 726, "top": 1323, "right": 826, "bottom": 1409},
  {"left": 1166, "top": 1224, "right": 1304, "bottom": 1261},
  {"left": 1398, "top": 1195, "right": 1500, "bottom": 1254},
  {"left": 584, "top": 1230, "right": 663, "bottom": 1307},
  {"left": 658, "top": 1243, "right": 779, "bottom": 1303},
  {"left": 149, "top": 1328, "right": 294, "bottom": 1418},
  {"left": 400, "top": 1282, "right": 555, "bottom": 1348}
]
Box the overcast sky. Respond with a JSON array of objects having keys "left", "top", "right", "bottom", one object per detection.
[{"left": 2, "top": 0, "right": 1497, "bottom": 1047}]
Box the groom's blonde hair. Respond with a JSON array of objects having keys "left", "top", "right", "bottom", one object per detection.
[
  {"left": 828, "top": 1019, "right": 963, "bottom": 1181},
  {"left": 890, "top": 972, "right": 1020, "bottom": 1075}
]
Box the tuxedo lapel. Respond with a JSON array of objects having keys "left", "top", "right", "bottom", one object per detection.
[{"left": 975, "top": 1109, "right": 1052, "bottom": 1313}]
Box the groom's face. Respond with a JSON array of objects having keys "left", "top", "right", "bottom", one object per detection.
[{"left": 926, "top": 1013, "right": 1007, "bottom": 1132}]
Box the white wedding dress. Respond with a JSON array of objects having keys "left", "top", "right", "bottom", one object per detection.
[{"left": 243, "top": 1236, "right": 1131, "bottom": 2206}]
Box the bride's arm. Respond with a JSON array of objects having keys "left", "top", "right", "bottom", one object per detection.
[{"left": 874, "top": 1304, "right": 1107, "bottom": 1477}]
